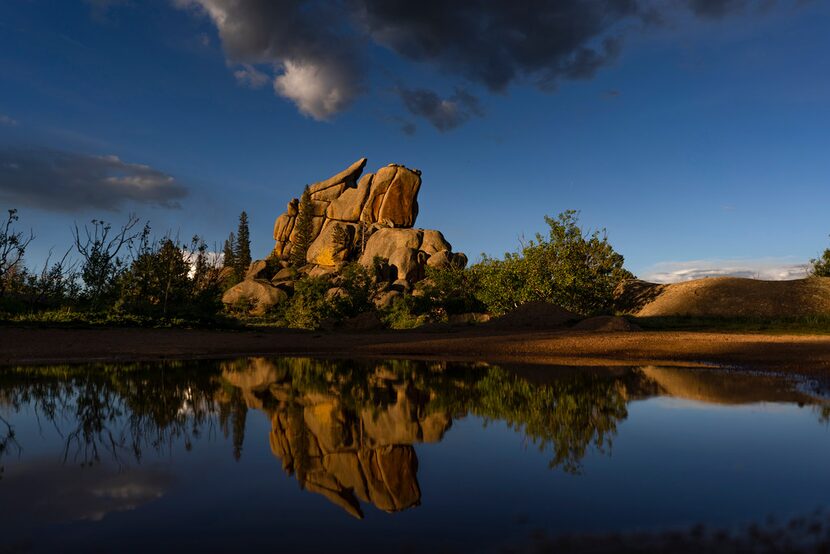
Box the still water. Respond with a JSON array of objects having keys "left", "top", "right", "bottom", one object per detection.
[{"left": 1, "top": 358, "right": 830, "bottom": 552}]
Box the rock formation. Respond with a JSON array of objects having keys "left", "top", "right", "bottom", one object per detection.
[{"left": 223, "top": 158, "right": 467, "bottom": 314}]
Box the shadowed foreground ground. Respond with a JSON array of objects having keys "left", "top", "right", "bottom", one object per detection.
[{"left": 2, "top": 326, "right": 830, "bottom": 373}]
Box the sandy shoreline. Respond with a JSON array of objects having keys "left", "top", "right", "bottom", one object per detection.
[{"left": 1, "top": 326, "right": 830, "bottom": 373}]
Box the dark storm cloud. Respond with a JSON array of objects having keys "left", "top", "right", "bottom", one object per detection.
[
  {"left": 0, "top": 148, "right": 187, "bottom": 213},
  {"left": 400, "top": 121, "right": 417, "bottom": 136},
  {"left": 354, "top": 0, "right": 643, "bottom": 92},
  {"left": 176, "top": 0, "right": 797, "bottom": 129},
  {"left": 687, "top": 0, "right": 748, "bottom": 17},
  {"left": 397, "top": 87, "right": 484, "bottom": 132}
]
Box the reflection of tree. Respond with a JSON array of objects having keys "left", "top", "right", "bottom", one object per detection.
[
  {"left": 470, "top": 368, "right": 628, "bottom": 473},
  {"left": 0, "top": 362, "right": 221, "bottom": 467},
  {"left": 217, "top": 385, "right": 248, "bottom": 461}
]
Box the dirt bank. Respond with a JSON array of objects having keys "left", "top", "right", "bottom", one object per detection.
[
  {"left": 616, "top": 276, "right": 830, "bottom": 317},
  {"left": 2, "top": 326, "right": 830, "bottom": 373}
]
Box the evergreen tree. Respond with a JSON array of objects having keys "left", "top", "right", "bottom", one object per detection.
[
  {"left": 222, "top": 232, "right": 236, "bottom": 269},
  {"left": 234, "top": 212, "right": 251, "bottom": 277},
  {"left": 290, "top": 186, "right": 314, "bottom": 267}
]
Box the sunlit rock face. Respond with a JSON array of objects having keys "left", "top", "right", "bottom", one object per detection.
[
  {"left": 219, "top": 358, "right": 452, "bottom": 518},
  {"left": 223, "top": 158, "right": 467, "bottom": 313},
  {"left": 271, "top": 158, "right": 466, "bottom": 276}
]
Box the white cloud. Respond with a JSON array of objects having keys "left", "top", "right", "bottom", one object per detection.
[
  {"left": 273, "top": 60, "right": 353, "bottom": 120},
  {"left": 0, "top": 114, "right": 17, "bottom": 126},
  {"left": 174, "top": 0, "right": 363, "bottom": 121},
  {"left": 182, "top": 248, "right": 223, "bottom": 277},
  {"left": 641, "top": 257, "right": 810, "bottom": 284}
]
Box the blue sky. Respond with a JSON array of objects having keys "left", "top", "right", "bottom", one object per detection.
[{"left": 1, "top": 0, "right": 828, "bottom": 281}]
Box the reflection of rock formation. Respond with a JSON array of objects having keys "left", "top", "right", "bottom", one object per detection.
[
  {"left": 217, "top": 358, "right": 830, "bottom": 517},
  {"left": 221, "top": 358, "right": 451, "bottom": 518},
  {"left": 640, "top": 366, "right": 817, "bottom": 405}
]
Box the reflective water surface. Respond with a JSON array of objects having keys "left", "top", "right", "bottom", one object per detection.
[{"left": 2, "top": 358, "right": 830, "bottom": 552}]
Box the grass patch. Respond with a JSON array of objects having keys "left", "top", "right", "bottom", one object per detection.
[
  {"left": 0, "top": 308, "right": 241, "bottom": 329},
  {"left": 633, "top": 315, "right": 830, "bottom": 335}
]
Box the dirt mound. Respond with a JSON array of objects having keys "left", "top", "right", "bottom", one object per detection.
[
  {"left": 614, "top": 279, "right": 667, "bottom": 313},
  {"left": 487, "top": 301, "right": 580, "bottom": 329},
  {"left": 573, "top": 315, "right": 641, "bottom": 332},
  {"left": 617, "top": 276, "right": 830, "bottom": 318}
]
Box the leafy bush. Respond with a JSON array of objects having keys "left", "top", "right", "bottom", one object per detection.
[
  {"left": 281, "top": 276, "right": 335, "bottom": 329},
  {"left": 418, "top": 265, "right": 486, "bottom": 317},
  {"left": 275, "top": 264, "right": 376, "bottom": 329},
  {"left": 73, "top": 216, "right": 142, "bottom": 309},
  {"left": 330, "top": 262, "right": 375, "bottom": 317},
  {"left": 474, "top": 210, "right": 632, "bottom": 316},
  {"left": 811, "top": 241, "right": 830, "bottom": 277},
  {"left": 381, "top": 295, "right": 427, "bottom": 329}
]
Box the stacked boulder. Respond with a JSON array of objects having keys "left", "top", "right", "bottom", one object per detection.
[{"left": 223, "top": 158, "right": 467, "bottom": 314}]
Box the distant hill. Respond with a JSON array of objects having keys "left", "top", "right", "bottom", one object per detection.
[{"left": 615, "top": 276, "right": 830, "bottom": 317}]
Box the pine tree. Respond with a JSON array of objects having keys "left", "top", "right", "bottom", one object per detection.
[
  {"left": 234, "top": 212, "right": 252, "bottom": 277},
  {"left": 222, "top": 232, "right": 236, "bottom": 269},
  {"left": 290, "top": 186, "right": 313, "bottom": 267}
]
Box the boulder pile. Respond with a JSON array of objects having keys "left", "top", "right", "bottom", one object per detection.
[{"left": 223, "top": 158, "right": 466, "bottom": 314}]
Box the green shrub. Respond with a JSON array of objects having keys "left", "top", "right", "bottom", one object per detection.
[
  {"left": 419, "top": 265, "right": 486, "bottom": 317},
  {"left": 331, "top": 262, "right": 375, "bottom": 317},
  {"left": 473, "top": 210, "right": 632, "bottom": 316},
  {"left": 381, "top": 295, "right": 427, "bottom": 329},
  {"left": 811, "top": 241, "right": 830, "bottom": 277},
  {"left": 282, "top": 276, "right": 336, "bottom": 329}
]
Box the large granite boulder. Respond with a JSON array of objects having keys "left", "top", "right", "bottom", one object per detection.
[
  {"left": 358, "top": 227, "right": 466, "bottom": 282},
  {"left": 306, "top": 220, "right": 355, "bottom": 266},
  {"left": 222, "top": 279, "right": 287, "bottom": 315}
]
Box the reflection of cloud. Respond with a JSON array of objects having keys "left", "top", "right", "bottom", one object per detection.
[
  {"left": 641, "top": 258, "right": 809, "bottom": 283},
  {"left": 2, "top": 461, "right": 171, "bottom": 526}
]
